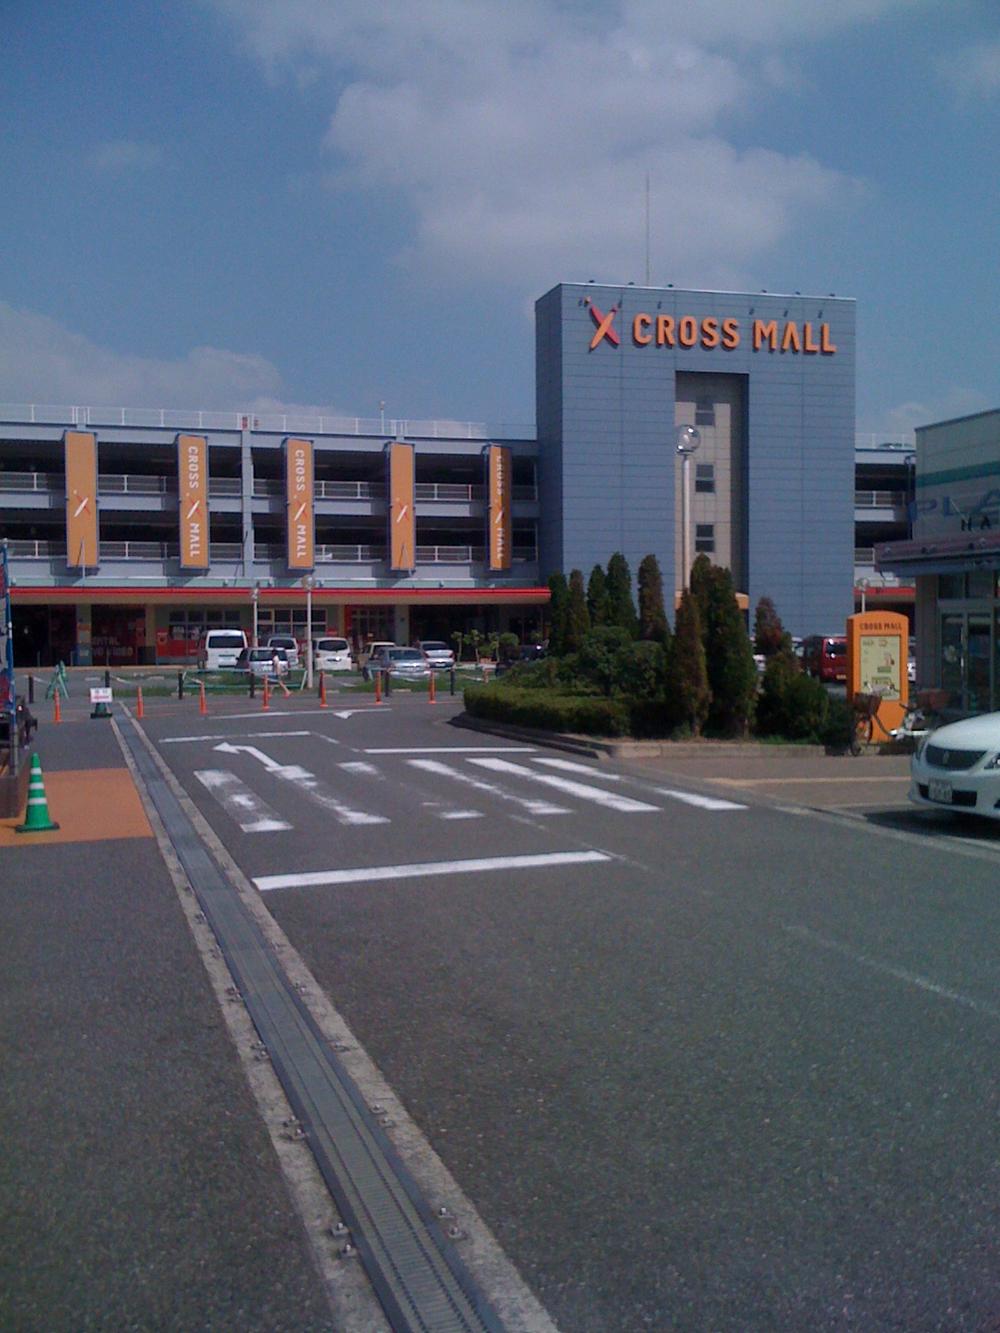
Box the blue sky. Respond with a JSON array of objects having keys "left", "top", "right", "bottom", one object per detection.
[{"left": 2, "top": 0, "right": 997, "bottom": 437}]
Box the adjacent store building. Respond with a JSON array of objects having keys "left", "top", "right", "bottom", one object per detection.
[
  {"left": 877, "top": 409, "right": 1000, "bottom": 711},
  {"left": 0, "top": 280, "right": 918, "bottom": 668}
]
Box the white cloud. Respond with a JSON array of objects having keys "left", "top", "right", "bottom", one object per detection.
[
  {"left": 87, "top": 139, "right": 165, "bottom": 173},
  {"left": 870, "top": 389, "right": 995, "bottom": 439},
  {"left": 208, "top": 0, "right": 885, "bottom": 289},
  {"left": 938, "top": 39, "right": 1000, "bottom": 100},
  {"left": 0, "top": 301, "right": 346, "bottom": 415}
]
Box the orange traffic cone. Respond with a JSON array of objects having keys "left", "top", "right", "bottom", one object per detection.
[
  {"left": 319, "top": 672, "right": 327, "bottom": 708},
  {"left": 428, "top": 670, "right": 436, "bottom": 704},
  {"left": 53, "top": 693, "right": 61, "bottom": 724},
  {"left": 199, "top": 681, "right": 207, "bottom": 715},
  {"left": 374, "top": 670, "right": 382, "bottom": 705},
  {"left": 262, "top": 675, "right": 270, "bottom": 711},
  {"left": 136, "top": 687, "right": 144, "bottom": 719}
]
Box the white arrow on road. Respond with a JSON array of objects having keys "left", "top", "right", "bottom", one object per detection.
[{"left": 213, "top": 742, "right": 386, "bottom": 825}]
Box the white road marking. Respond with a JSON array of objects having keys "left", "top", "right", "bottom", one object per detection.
[
  {"left": 205, "top": 708, "right": 381, "bottom": 720},
  {"left": 785, "top": 924, "right": 1000, "bottom": 1021},
  {"left": 408, "top": 758, "right": 569, "bottom": 815},
  {"left": 533, "top": 756, "right": 621, "bottom": 780},
  {"left": 652, "top": 787, "right": 748, "bottom": 811},
  {"left": 214, "top": 742, "right": 387, "bottom": 825},
  {"left": 194, "top": 770, "right": 292, "bottom": 832},
  {"left": 366, "top": 746, "right": 536, "bottom": 754},
  {"left": 255, "top": 850, "right": 610, "bottom": 892},
  {"left": 161, "top": 730, "right": 313, "bottom": 744},
  {"left": 469, "top": 757, "right": 659, "bottom": 813},
  {"left": 439, "top": 810, "right": 483, "bottom": 820},
  {"left": 339, "top": 761, "right": 382, "bottom": 776}
]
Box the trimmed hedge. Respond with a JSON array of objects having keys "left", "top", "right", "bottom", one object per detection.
[{"left": 463, "top": 684, "right": 628, "bottom": 736}]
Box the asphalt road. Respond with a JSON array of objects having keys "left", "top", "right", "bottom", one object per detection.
[{"left": 134, "top": 691, "right": 1000, "bottom": 1331}]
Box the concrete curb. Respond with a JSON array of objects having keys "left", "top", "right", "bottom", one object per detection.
[{"left": 452, "top": 712, "right": 833, "bottom": 760}]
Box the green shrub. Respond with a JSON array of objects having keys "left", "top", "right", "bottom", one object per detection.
[
  {"left": 463, "top": 684, "right": 628, "bottom": 736},
  {"left": 818, "top": 696, "right": 855, "bottom": 749},
  {"left": 755, "top": 660, "right": 830, "bottom": 740},
  {"left": 626, "top": 698, "right": 680, "bottom": 738},
  {"left": 577, "top": 625, "right": 632, "bottom": 695}
]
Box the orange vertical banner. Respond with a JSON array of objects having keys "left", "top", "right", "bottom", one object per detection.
[
  {"left": 177, "top": 434, "right": 209, "bottom": 569},
  {"left": 387, "top": 442, "right": 415, "bottom": 572},
  {"left": 284, "top": 438, "right": 314, "bottom": 570},
  {"left": 64, "top": 430, "right": 98, "bottom": 568},
  {"left": 486, "top": 444, "right": 512, "bottom": 571}
]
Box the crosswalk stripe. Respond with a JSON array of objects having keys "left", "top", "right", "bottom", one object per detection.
[
  {"left": 255, "top": 850, "right": 611, "bottom": 892},
  {"left": 533, "top": 756, "right": 621, "bottom": 780},
  {"left": 267, "top": 763, "right": 388, "bottom": 825},
  {"left": 469, "top": 757, "right": 659, "bottom": 813},
  {"left": 653, "top": 787, "right": 748, "bottom": 811},
  {"left": 195, "top": 769, "right": 292, "bottom": 832},
  {"left": 407, "top": 758, "right": 569, "bottom": 815}
]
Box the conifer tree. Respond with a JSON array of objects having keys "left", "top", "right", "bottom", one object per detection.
[
  {"left": 695, "top": 559, "right": 758, "bottom": 736},
  {"left": 606, "top": 552, "right": 638, "bottom": 637},
  {"left": 546, "top": 571, "right": 569, "bottom": 656},
  {"left": 669, "top": 589, "right": 710, "bottom": 736},
  {"left": 753, "top": 596, "right": 791, "bottom": 659},
  {"left": 637, "top": 553, "right": 670, "bottom": 646},
  {"left": 587, "top": 564, "right": 611, "bottom": 627},
  {"left": 565, "top": 569, "right": 591, "bottom": 653}
]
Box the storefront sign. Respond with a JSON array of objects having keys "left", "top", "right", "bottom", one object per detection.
[
  {"left": 587, "top": 300, "right": 837, "bottom": 354},
  {"left": 284, "top": 437, "right": 314, "bottom": 571},
  {"left": 387, "top": 442, "right": 415, "bottom": 573},
  {"left": 177, "top": 433, "right": 209, "bottom": 569},
  {"left": 65, "top": 430, "right": 98, "bottom": 567},
  {"left": 485, "top": 444, "right": 512, "bottom": 571}
]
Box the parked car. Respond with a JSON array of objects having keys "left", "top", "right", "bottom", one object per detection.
[
  {"left": 415, "top": 639, "right": 455, "bottom": 669},
  {"left": 366, "top": 646, "right": 431, "bottom": 681},
  {"left": 313, "top": 636, "right": 352, "bottom": 672},
  {"left": 197, "top": 628, "right": 248, "bottom": 670},
  {"left": 910, "top": 711, "right": 1000, "bottom": 820},
  {"left": 265, "top": 634, "right": 300, "bottom": 668},
  {"left": 360, "top": 641, "right": 397, "bottom": 678},
  {"left": 236, "top": 646, "right": 289, "bottom": 677},
  {"left": 801, "top": 634, "right": 848, "bottom": 683}
]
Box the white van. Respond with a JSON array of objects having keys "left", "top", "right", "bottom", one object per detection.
[{"left": 197, "top": 628, "right": 248, "bottom": 670}]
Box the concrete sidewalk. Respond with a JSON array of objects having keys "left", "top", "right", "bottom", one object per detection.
[{"left": 0, "top": 717, "right": 337, "bottom": 1330}]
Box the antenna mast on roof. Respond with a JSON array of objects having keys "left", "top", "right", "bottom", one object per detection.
[{"left": 645, "top": 172, "right": 651, "bottom": 286}]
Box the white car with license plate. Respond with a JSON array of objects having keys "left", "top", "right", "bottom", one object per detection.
[{"left": 910, "top": 712, "right": 1000, "bottom": 819}]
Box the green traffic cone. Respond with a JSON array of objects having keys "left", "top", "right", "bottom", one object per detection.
[{"left": 15, "top": 754, "right": 60, "bottom": 833}]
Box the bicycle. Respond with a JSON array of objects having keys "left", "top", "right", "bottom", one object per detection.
[{"left": 849, "top": 688, "right": 946, "bottom": 754}]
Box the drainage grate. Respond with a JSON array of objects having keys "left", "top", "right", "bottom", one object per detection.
[{"left": 118, "top": 720, "right": 505, "bottom": 1333}]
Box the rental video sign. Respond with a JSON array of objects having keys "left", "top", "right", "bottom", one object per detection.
[
  {"left": 387, "top": 442, "right": 415, "bottom": 573},
  {"left": 177, "top": 433, "right": 209, "bottom": 569},
  {"left": 284, "top": 437, "right": 315, "bottom": 571},
  {"left": 64, "top": 430, "right": 98, "bottom": 568},
  {"left": 586, "top": 299, "right": 838, "bottom": 355}
]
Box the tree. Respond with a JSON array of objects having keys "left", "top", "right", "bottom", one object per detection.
[
  {"left": 637, "top": 553, "right": 670, "bottom": 646},
  {"left": 669, "top": 590, "right": 710, "bottom": 736},
  {"left": 587, "top": 564, "right": 611, "bottom": 627},
  {"left": 753, "top": 596, "right": 791, "bottom": 658},
  {"left": 692, "top": 558, "right": 758, "bottom": 736},
  {"left": 577, "top": 625, "right": 632, "bottom": 697},
  {"left": 606, "top": 552, "right": 638, "bottom": 637},
  {"left": 565, "top": 569, "right": 591, "bottom": 653},
  {"left": 547, "top": 572, "right": 569, "bottom": 656}
]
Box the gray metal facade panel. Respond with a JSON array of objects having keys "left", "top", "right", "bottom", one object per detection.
[{"left": 537, "top": 281, "right": 855, "bottom": 634}]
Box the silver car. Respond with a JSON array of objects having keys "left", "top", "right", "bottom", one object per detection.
[
  {"left": 369, "top": 646, "right": 431, "bottom": 681},
  {"left": 415, "top": 639, "right": 456, "bottom": 669}
]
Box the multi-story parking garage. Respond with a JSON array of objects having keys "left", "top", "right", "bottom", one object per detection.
[{"left": 0, "top": 280, "right": 915, "bottom": 667}]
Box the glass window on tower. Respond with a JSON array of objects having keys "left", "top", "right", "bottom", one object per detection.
[
  {"left": 695, "top": 523, "right": 715, "bottom": 553},
  {"left": 695, "top": 397, "right": 715, "bottom": 426},
  {"left": 695, "top": 463, "right": 715, "bottom": 494}
]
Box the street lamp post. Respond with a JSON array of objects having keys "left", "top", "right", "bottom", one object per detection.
[
  {"left": 251, "top": 583, "right": 259, "bottom": 649},
  {"left": 675, "top": 424, "right": 701, "bottom": 593},
  {"left": 304, "top": 575, "right": 314, "bottom": 689}
]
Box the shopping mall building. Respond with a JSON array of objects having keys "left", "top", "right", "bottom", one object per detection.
[{"left": 1, "top": 280, "right": 914, "bottom": 668}]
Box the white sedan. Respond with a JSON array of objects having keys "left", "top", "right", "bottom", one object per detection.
[
  {"left": 313, "top": 636, "right": 353, "bottom": 672},
  {"left": 910, "top": 711, "right": 1000, "bottom": 819}
]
